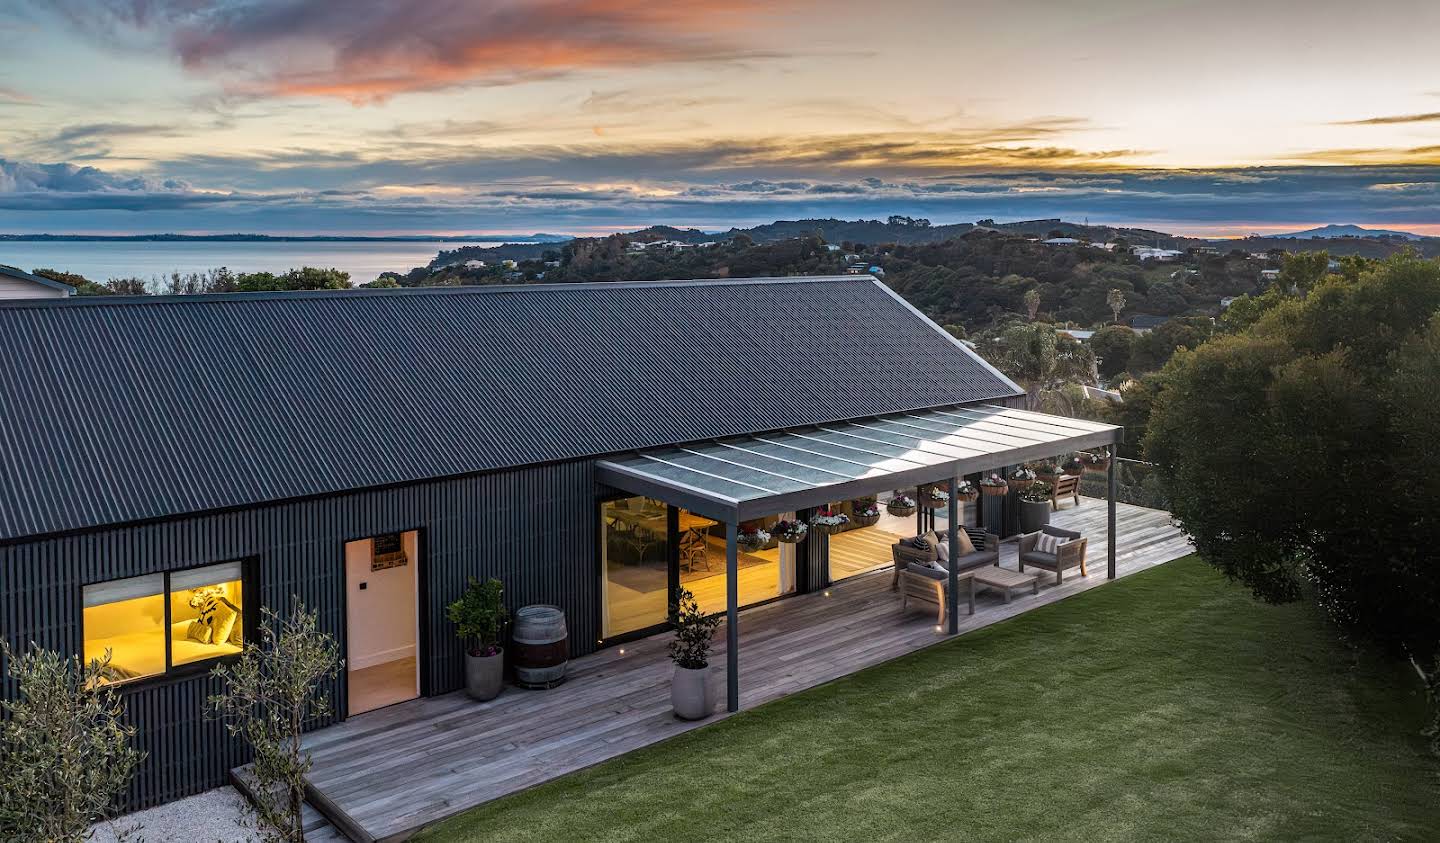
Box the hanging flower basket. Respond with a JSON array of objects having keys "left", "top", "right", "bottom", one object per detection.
[
  {"left": 770, "top": 519, "right": 809, "bottom": 544},
  {"left": 1030, "top": 460, "right": 1061, "bottom": 481},
  {"left": 922, "top": 486, "right": 950, "bottom": 509},
  {"left": 979, "top": 474, "right": 1009, "bottom": 497},
  {"left": 886, "top": 493, "right": 917, "bottom": 517},
  {"left": 1079, "top": 451, "right": 1111, "bottom": 473},
  {"left": 851, "top": 500, "right": 882, "bottom": 527},
  {"left": 955, "top": 481, "right": 979, "bottom": 503},
  {"left": 1061, "top": 456, "right": 1085, "bottom": 477},
  {"left": 736, "top": 527, "right": 770, "bottom": 553},
  {"left": 810, "top": 508, "right": 851, "bottom": 536},
  {"left": 1008, "top": 467, "right": 1037, "bottom": 492}
]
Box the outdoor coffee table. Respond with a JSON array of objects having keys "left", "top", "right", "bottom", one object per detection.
[{"left": 971, "top": 566, "right": 1040, "bottom": 603}]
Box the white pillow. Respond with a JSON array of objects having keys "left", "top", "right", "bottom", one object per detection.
[
  {"left": 934, "top": 540, "right": 949, "bottom": 561},
  {"left": 1035, "top": 532, "right": 1062, "bottom": 555}
]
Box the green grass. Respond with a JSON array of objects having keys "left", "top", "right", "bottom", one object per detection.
[{"left": 419, "top": 557, "right": 1439, "bottom": 842}]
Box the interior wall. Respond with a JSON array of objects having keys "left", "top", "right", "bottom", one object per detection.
[{"left": 344, "top": 531, "right": 419, "bottom": 670}]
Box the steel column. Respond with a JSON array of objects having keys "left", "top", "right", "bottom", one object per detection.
[
  {"left": 1107, "top": 444, "right": 1117, "bottom": 580},
  {"left": 946, "top": 476, "right": 959, "bottom": 634},
  {"left": 725, "top": 520, "right": 739, "bottom": 712}
]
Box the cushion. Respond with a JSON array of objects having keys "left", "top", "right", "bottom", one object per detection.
[
  {"left": 1022, "top": 551, "right": 1058, "bottom": 567},
  {"left": 934, "top": 540, "right": 948, "bottom": 561},
  {"left": 211, "top": 599, "right": 239, "bottom": 647},
  {"left": 907, "top": 562, "right": 947, "bottom": 581},
  {"left": 963, "top": 527, "right": 987, "bottom": 550},
  {"left": 954, "top": 529, "right": 976, "bottom": 556},
  {"left": 901, "top": 536, "right": 929, "bottom": 551},
  {"left": 186, "top": 619, "right": 213, "bottom": 644},
  {"left": 1036, "top": 531, "right": 1062, "bottom": 555}
]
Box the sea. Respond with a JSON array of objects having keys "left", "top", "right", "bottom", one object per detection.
[{"left": 0, "top": 240, "right": 511, "bottom": 285}]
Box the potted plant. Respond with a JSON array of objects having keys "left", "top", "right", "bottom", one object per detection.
[
  {"left": 979, "top": 473, "right": 1009, "bottom": 497},
  {"left": 1008, "top": 467, "right": 1037, "bottom": 492},
  {"left": 771, "top": 518, "right": 809, "bottom": 543},
  {"left": 886, "top": 492, "right": 917, "bottom": 517},
  {"left": 810, "top": 508, "right": 851, "bottom": 535},
  {"left": 1018, "top": 481, "right": 1053, "bottom": 533},
  {"left": 669, "top": 587, "right": 722, "bottom": 720},
  {"left": 736, "top": 525, "right": 770, "bottom": 553},
  {"left": 1061, "top": 455, "right": 1085, "bottom": 477},
  {"left": 955, "top": 480, "right": 979, "bottom": 503},
  {"left": 1031, "top": 460, "right": 1061, "bottom": 481},
  {"left": 851, "top": 499, "right": 882, "bottom": 527},
  {"left": 921, "top": 485, "right": 950, "bottom": 509},
  {"left": 446, "top": 577, "right": 508, "bottom": 701},
  {"left": 1079, "top": 450, "right": 1111, "bottom": 473}
]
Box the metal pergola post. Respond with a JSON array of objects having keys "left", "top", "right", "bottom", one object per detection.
[
  {"left": 945, "top": 476, "right": 959, "bottom": 634},
  {"left": 725, "top": 520, "right": 740, "bottom": 712},
  {"left": 1107, "top": 444, "right": 1117, "bottom": 580}
]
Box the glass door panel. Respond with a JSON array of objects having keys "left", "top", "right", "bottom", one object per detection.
[{"left": 601, "top": 496, "right": 670, "bottom": 637}]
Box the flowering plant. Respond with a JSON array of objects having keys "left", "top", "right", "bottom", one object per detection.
[
  {"left": 770, "top": 519, "right": 809, "bottom": 542},
  {"left": 737, "top": 525, "right": 771, "bottom": 550},
  {"left": 1019, "top": 481, "right": 1054, "bottom": 503},
  {"left": 978, "top": 473, "right": 1007, "bottom": 488},
  {"left": 924, "top": 486, "right": 950, "bottom": 503},
  {"left": 888, "top": 493, "right": 916, "bottom": 508},
  {"left": 1029, "top": 460, "right": 1061, "bottom": 476},
  {"left": 811, "top": 508, "right": 851, "bottom": 528},
  {"left": 1078, "top": 451, "right": 1107, "bottom": 466},
  {"left": 955, "top": 480, "right": 977, "bottom": 497},
  {"left": 1010, "top": 467, "right": 1037, "bottom": 482},
  {"left": 853, "top": 500, "right": 882, "bottom": 518}
]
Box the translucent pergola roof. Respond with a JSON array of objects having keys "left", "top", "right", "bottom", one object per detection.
[{"left": 595, "top": 404, "right": 1122, "bottom": 522}]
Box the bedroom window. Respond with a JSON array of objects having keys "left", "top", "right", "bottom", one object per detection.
[{"left": 81, "top": 560, "right": 248, "bottom": 685}]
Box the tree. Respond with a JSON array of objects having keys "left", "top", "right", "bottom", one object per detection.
[
  {"left": 1277, "top": 250, "right": 1330, "bottom": 294},
  {"left": 210, "top": 603, "right": 342, "bottom": 842},
  {"left": 1106, "top": 288, "right": 1126, "bottom": 324},
  {"left": 977, "top": 322, "right": 1097, "bottom": 414},
  {"left": 0, "top": 642, "right": 142, "bottom": 841},
  {"left": 32, "top": 268, "right": 112, "bottom": 296},
  {"left": 1090, "top": 324, "right": 1135, "bottom": 379},
  {"left": 1144, "top": 253, "right": 1440, "bottom": 750},
  {"left": 1023, "top": 288, "right": 1041, "bottom": 321}
]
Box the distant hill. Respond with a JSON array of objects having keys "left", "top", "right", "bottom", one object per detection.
[{"left": 1268, "top": 224, "right": 1429, "bottom": 241}]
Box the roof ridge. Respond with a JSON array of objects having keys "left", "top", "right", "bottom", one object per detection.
[{"left": 0, "top": 274, "right": 868, "bottom": 310}]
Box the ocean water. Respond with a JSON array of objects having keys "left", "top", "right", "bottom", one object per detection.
[{"left": 0, "top": 240, "right": 508, "bottom": 285}]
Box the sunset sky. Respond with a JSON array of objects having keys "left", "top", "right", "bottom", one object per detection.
[{"left": 1, "top": 0, "right": 1438, "bottom": 236}]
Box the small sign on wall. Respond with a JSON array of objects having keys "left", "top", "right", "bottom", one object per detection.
[{"left": 372, "top": 533, "right": 408, "bottom": 571}]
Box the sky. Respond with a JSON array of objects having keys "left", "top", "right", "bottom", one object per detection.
[{"left": 0, "top": 0, "right": 1438, "bottom": 237}]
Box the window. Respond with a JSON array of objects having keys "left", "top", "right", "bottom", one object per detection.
[{"left": 82, "top": 561, "right": 247, "bottom": 685}]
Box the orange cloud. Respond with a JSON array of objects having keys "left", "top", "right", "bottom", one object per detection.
[{"left": 147, "top": 0, "right": 789, "bottom": 104}]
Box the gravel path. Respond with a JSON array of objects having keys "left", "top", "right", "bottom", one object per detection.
[{"left": 90, "top": 786, "right": 252, "bottom": 842}]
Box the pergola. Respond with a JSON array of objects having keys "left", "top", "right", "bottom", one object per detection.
[{"left": 596, "top": 403, "right": 1122, "bottom": 712}]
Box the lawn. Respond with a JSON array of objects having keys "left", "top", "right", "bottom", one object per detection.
[{"left": 419, "top": 556, "right": 1439, "bottom": 842}]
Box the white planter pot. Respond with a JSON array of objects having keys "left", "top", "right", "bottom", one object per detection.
[
  {"left": 465, "top": 649, "right": 505, "bottom": 701},
  {"left": 671, "top": 664, "right": 714, "bottom": 721}
]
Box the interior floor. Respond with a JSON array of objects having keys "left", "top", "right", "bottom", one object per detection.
[{"left": 348, "top": 656, "right": 418, "bottom": 716}]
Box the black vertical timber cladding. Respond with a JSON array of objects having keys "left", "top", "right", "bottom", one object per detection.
[{"left": 0, "top": 459, "right": 597, "bottom": 811}]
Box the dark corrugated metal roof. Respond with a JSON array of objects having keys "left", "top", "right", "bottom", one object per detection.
[{"left": 0, "top": 276, "right": 1022, "bottom": 541}]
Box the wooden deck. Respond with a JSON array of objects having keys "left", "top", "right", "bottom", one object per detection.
[{"left": 289, "top": 499, "right": 1191, "bottom": 841}]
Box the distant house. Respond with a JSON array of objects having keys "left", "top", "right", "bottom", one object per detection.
[
  {"left": 1260, "top": 269, "right": 1281, "bottom": 281},
  {"left": 868, "top": 265, "right": 885, "bottom": 277},
  {"left": 1043, "top": 237, "right": 1081, "bottom": 246},
  {"left": 0, "top": 265, "right": 74, "bottom": 299},
  {"left": 1132, "top": 247, "right": 1182, "bottom": 262},
  {"left": 844, "top": 264, "right": 867, "bottom": 275},
  {"left": 1220, "top": 296, "right": 1237, "bottom": 309},
  {"left": 823, "top": 244, "right": 841, "bottom": 252},
  {"left": 501, "top": 259, "right": 517, "bottom": 269},
  {"left": 843, "top": 253, "right": 861, "bottom": 262},
  {"left": 463, "top": 260, "right": 486, "bottom": 269},
  {"left": 1057, "top": 328, "right": 1095, "bottom": 342},
  {"left": 1170, "top": 269, "right": 1198, "bottom": 280},
  {"left": 544, "top": 260, "right": 561, "bottom": 268},
  {"left": 1129, "top": 315, "right": 1168, "bottom": 333}
]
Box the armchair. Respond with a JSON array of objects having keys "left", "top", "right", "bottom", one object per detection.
[{"left": 1017, "top": 525, "right": 1088, "bottom": 585}]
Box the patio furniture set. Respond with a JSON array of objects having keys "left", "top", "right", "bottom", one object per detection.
[{"left": 893, "top": 524, "right": 1089, "bottom": 624}]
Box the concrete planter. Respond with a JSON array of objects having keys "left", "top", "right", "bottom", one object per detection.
[
  {"left": 671, "top": 664, "right": 714, "bottom": 720},
  {"left": 1019, "top": 499, "right": 1051, "bottom": 534},
  {"left": 465, "top": 648, "right": 505, "bottom": 701}
]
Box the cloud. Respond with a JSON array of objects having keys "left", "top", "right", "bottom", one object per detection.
[
  {"left": 1335, "top": 111, "right": 1440, "bottom": 125},
  {"left": 0, "top": 85, "right": 31, "bottom": 105},
  {"left": 51, "top": 0, "right": 793, "bottom": 104},
  {"left": 0, "top": 158, "right": 221, "bottom": 210}
]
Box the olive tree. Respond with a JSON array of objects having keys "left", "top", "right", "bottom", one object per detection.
[
  {"left": 0, "top": 642, "right": 142, "bottom": 842},
  {"left": 1145, "top": 252, "right": 1440, "bottom": 750},
  {"left": 210, "top": 603, "right": 342, "bottom": 842}
]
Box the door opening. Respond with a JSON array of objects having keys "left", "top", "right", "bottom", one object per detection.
[{"left": 345, "top": 530, "right": 421, "bottom": 716}]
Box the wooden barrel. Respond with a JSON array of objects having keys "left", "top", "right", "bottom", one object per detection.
[{"left": 511, "top": 605, "right": 568, "bottom": 689}]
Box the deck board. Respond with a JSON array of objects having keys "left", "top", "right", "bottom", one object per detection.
[{"left": 280, "top": 499, "right": 1190, "bottom": 841}]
